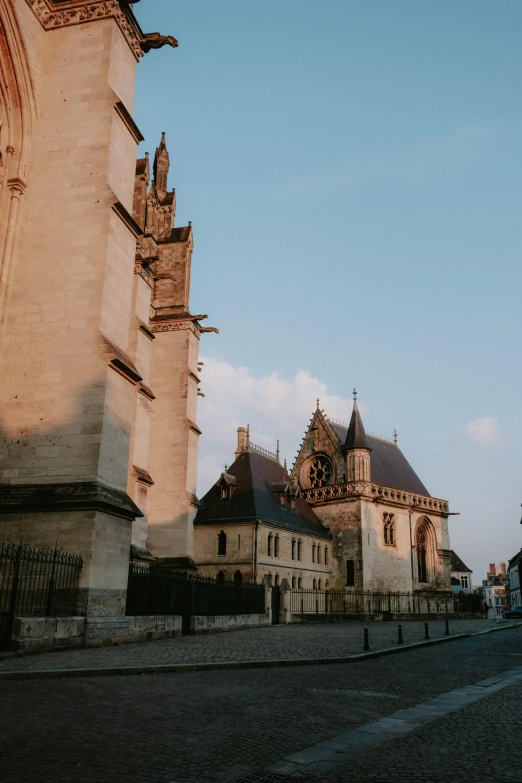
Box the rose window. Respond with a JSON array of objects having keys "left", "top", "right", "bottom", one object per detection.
[{"left": 307, "top": 456, "right": 332, "bottom": 488}]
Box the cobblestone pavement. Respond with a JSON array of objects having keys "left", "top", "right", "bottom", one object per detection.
[
  {"left": 0, "top": 625, "right": 521, "bottom": 782},
  {"left": 0, "top": 618, "right": 500, "bottom": 673}
]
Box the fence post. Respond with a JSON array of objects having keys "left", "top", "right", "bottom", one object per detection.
[
  {"left": 424, "top": 622, "right": 429, "bottom": 640},
  {"left": 363, "top": 627, "right": 370, "bottom": 651},
  {"left": 45, "top": 546, "right": 59, "bottom": 617},
  {"left": 398, "top": 624, "right": 403, "bottom": 644},
  {"left": 445, "top": 619, "right": 450, "bottom": 636},
  {"left": 262, "top": 575, "right": 272, "bottom": 625},
  {"left": 279, "top": 579, "right": 291, "bottom": 624},
  {"left": 325, "top": 590, "right": 329, "bottom": 615}
]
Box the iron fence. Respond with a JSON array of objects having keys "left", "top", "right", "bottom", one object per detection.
[
  {"left": 288, "top": 589, "right": 482, "bottom": 615},
  {"left": 0, "top": 542, "right": 83, "bottom": 647},
  {"left": 126, "top": 563, "right": 266, "bottom": 617}
]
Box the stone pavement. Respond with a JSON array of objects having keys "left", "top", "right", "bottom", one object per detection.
[
  {"left": 0, "top": 618, "right": 501, "bottom": 675},
  {"left": 0, "top": 625, "right": 521, "bottom": 782}
]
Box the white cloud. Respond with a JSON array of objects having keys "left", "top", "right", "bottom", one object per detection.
[
  {"left": 464, "top": 417, "right": 508, "bottom": 447},
  {"left": 196, "top": 356, "right": 355, "bottom": 494}
]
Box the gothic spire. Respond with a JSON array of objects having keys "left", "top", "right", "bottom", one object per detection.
[
  {"left": 153, "top": 131, "right": 170, "bottom": 196},
  {"left": 345, "top": 393, "right": 371, "bottom": 451}
]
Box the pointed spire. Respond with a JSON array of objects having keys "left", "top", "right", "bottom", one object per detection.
[
  {"left": 276, "top": 440, "right": 280, "bottom": 463},
  {"left": 345, "top": 393, "right": 371, "bottom": 451},
  {"left": 153, "top": 132, "right": 170, "bottom": 195}
]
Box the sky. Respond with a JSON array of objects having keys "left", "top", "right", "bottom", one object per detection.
[{"left": 133, "top": 1, "right": 522, "bottom": 582}]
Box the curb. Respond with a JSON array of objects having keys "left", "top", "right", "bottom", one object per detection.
[{"left": 0, "top": 622, "right": 520, "bottom": 681}]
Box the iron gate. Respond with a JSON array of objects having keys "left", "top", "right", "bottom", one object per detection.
[{"left": 0, "top": 542, "right": 83, "bottom": 649}]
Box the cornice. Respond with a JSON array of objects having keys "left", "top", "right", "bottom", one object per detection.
[
  {"left": 25, "top": 0, "right": 143, "bottom": 60},
  {"left": 303, "top": 480, "right": 449, "bottom": 514}
]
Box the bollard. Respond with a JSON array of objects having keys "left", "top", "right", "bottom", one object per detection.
[
  {"left": 363, "top": 627, "right": 370, "bottom": 651},
  {"left": 445, "top": 619, "right": 450, "bottom": 636},
  {"left": 424, "top": 622, "right": 429, "bottom": 640},
  {"left": 398, "top": 624, "right": 404, "bottom": 644}
]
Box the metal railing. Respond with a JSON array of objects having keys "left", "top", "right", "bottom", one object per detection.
[
  {"left": 288, "top": 590, "right": 483, "bottom": 615},
  {"left": 0, "top": 542, "right": 84, "bottom": 647},
  {"left": 126, "top": 563, "right": 266, "bottom": 617}
]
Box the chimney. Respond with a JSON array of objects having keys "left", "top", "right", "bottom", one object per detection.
[{"left": 235, "top": 426, "right": 248, "bottom": 458}]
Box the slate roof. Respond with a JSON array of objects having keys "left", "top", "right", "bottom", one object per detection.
[
  {"left": 195, "top": 450, "right": 332, "bottom": 540},
  {"left": 345, "top": 401, "right": 370, "bottom": 450},
  {"left": 329, "top": 421, "right": 430, "bottom": 496},
  {"left": 450, "top": 550, "right": 472, "bottom": 574}
]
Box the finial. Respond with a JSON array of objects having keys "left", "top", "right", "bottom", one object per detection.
[
  {"left": 284, "top": 458, "right": 287, "bottom": 472},
  {"left": 246, "top": 424, "right": 250, "bottom": 448},
  {"left": 393, "top": 429, "right": 398, "bottom": 444},
  {"left": 353, "top": 388, "right": 357, "bottom": 401},
  {"left": 316, "top": 398, "right": 320, "bottom": 409},
  {"left": 224, "top": 463, "right": 228, "bottom": 473},
  {"left": 276, "top": 440, "right": 280, "bottom": 463},
  {"left": 188, "top": 220, "right": 192, "bottom": 226},
  {"left": 145, "top": 151, "right": 149, "bottom": 158},
  {"left": 161, "top": 131, "right": 166, "bottom": 142}
]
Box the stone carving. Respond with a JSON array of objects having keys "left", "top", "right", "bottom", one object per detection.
[
  {"left": 140, "top": 33, "right": 179, "bottom": 54},
  {"left": 25, "top": 0, "right": 143, "bottom": 59}
]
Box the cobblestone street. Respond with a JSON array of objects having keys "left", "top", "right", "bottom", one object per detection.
[
  {"left": 0, "top": 618, "right": 497, "bottom": 674},
  {"left": 0, "top": 623, "right": 521, "bottom": 782}
]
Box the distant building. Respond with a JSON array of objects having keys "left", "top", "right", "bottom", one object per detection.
[
  {"left": 482, "top": 575, "right": 507, "bottom": 617},
  {"left": 507, "top": 550, "right": 522, "bottom": 607},
  {"left": 450, "top": 551, "right": 473, "bottom": 594},
  {"left": 487, "top": 562, "right": 507, "bottom": 579}
]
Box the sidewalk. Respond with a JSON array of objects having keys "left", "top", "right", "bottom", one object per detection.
[{"left": 0, "top": 618, "right": 516, "bottom": 679}]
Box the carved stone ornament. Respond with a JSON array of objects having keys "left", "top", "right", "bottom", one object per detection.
[
  {"left": 25, "top": 0, "right": 143, "bottom": 59},
  {"left": 140, "top": 33, "right": 179, "bottom": 53},
  {"left": 150, "top": 321, "right": 201, "bottom": 338}
]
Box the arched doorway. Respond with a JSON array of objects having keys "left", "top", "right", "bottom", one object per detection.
[{"left": 415, "top": 517, "right": 436, "bottom": 586}]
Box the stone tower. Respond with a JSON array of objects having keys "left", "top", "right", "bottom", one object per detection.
[{"left": 131, "top": 133, "right": 217, "bottom": 564}]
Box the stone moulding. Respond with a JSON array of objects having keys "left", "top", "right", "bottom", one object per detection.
[
  {"left": 0, "top": 481, "right": 143, "bottom": 519},
  {"left": 303, "top": 481, "right": 449, "bottom": 514},
  {"left": 25, "top": 0, "right": 143, "bottom": 60}
]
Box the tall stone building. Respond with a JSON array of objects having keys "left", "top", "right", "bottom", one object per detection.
[{"left": 0, "top": 0, "right": 212, "bottom": 640}]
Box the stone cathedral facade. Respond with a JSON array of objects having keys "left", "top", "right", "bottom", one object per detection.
[{"left": 0, "top": 0, "right": 215, "bottom": 642}]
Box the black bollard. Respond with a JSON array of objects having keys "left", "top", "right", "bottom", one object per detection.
[
  {"left": 398, "top": 624, "right": 404, "bottom": 644},
  {"left": 445, "top": 619, "right": 450, "bottom": 636},
  {"left": 363, "top": 627, "right": 370, "bottom": 651},
  {"left": 424, "top": 622, "right": 429, "bottom": 640}
]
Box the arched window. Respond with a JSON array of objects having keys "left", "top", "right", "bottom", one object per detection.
[
  {"left": 275, "top": 573, "right": 280, "bottom": 586},
  {"left": 317, "top": 545, "right": 321, "bottom": 564},
  {"left": 216, "top": 571, "right": 225, "bottom": 584},
  {"left": 291, "top": 539, "right": 296, "bottom": 560},
  {"left": 220, "top": 485, "right": 230, "bottom": 501},
  {"left": 416, "top": 518, "right": 435, "bottom": 584},
  {"left": 325, "top": 579, "right": 329, "bottom": 589},
  {"left": 313, "top": 578, "right": 317, "bottom": 590},
  {"left": 298, "top": 576, "right": 303, "bottom": 589},
  {"left": 312, "top": 543, "right": 316, "bottom": 563},
  {"left": 383, "top": 513, "right": 395, "bottom": 546},
  {"left": 324, "top": 547, "right": 329, "bottom": 565},
  {"left": 268, "top": 533, "right": 273, "bottom": 556},
  {"left": 318, "top": 579, "right": 322, "bottom": 590},
  {"left": 297, "top": 540, "right": 302, "bottom": 561},
  {"left": 292, "top": 576, "right": 296, "bottom": 588},
  {"left": 217, "top": 530, "right": 227, "bottom": 556},
  {"left": 274, "top": 535, "right": 279, "bottom": 558}
]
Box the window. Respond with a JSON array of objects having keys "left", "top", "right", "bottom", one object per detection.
[
  {"left": 324, "top": 547, "right": 328, "bottom": 565},
  {"left": 346, "top": 560, "right": 355, "bottom": 587},
  {"left": 318, "top": 579, "right": 322, "bottom": 590},
  {"left": 298, "top": 576, "right": 303, "bottom": 588},
  {"left": 312, "top": 543, "right": 316, "bottom": 563},
  {"left": 217, "top": 530, "right": 227, "bottom": 556},
  {"left": 268, "top": 572, "right": 273, "bottom": 585},
  {"left": 275, "top": 574, "right": 280, "bottom": 586},
  {"left": 237, "top": 534, "right": 241, "bottom": 550},
  {"left": 268, "top": 533, "right": 273, "bottom": 556},
  {"left": 313, "top": 578, "right": 317, "bottom": 589},
  {"left": 234, "top": 570, "right": 242, "bottom": 585},
  {"left": 220, "top": 485, "right": 230, "bottom": 501},
  {"left": 317, "top": 546, "right": 321, "bottom": 564},
  {"left": 325, "top": 579, "right": 329, "bottom": 589},
  {"left": 291, "top": 539, "right": 296, "bottom": 560},
  {"left": 274, "top": 535, "right": 279, "bottom": 558},
  {"left": 216, "top": 571, "right": 225, "bottom": 584},
  {"left": 307, "top": 455, "right": 333, "bottom": 488},
  {"left": 292, "top": 576, "right": 296, "bottom": 588},
  {"left": 460, "top": 575, "right": 469, "bottom": 589},
  {"left": 297, "top": 540, "right": 302, "bottom": 561},
  {"left": 416, "top": 519, "right": 433, "bottom": 583},
  {"left": 383, "top": 513, "right": 395, "bottom": 546}
]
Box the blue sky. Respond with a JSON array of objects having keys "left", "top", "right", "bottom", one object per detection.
[{"left": 134, "top": 1, "right": 522, "bottom": 581}]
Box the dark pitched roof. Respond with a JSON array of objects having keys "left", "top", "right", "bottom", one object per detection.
[
  {"left": 195, "top": 450, "right": 332, "bottom": 539},
  {"left": 449, "top": 550, "right": 472, "bottom": 574},
  {"left": 345, "top": 401, "right": 370, "bottom": 450},
  {"left": 329, "top": 421, "right": 430, "bottom": 496}
]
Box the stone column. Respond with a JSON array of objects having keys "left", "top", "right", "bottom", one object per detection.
[{"left": 0, "top": 174, "right": 25, "bottom": 331}]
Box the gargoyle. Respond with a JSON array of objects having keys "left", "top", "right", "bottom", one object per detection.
[
  {"left": 199, "top": 327, "right": 219, "bottom": 334},
  {"left": 140, "top": 33, "right": 179, "bottom": 54}
]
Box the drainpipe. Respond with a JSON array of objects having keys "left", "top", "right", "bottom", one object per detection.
[{"left": 253, "top": 519, "right": 259, "bottom": 583}]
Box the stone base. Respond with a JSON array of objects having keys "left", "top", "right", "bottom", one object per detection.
[
  {"left": 190, "top": 613, "right": 269, "bottom": 634},
  {"left": 11, "top": 617, "right": 85, "bottom": 654}
]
